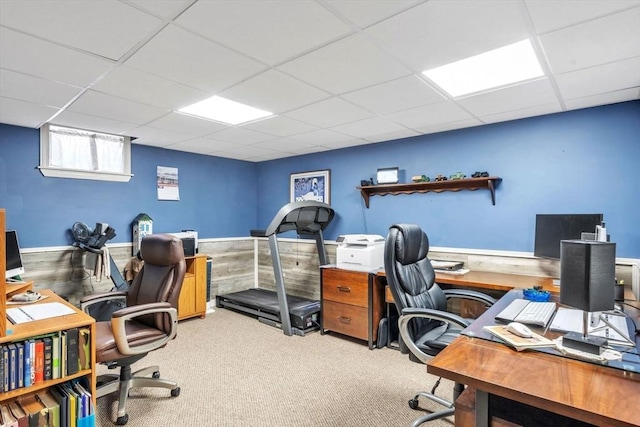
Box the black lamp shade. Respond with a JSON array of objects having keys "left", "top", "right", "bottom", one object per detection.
[{"left": 560, "top": 240, "right": 616, "bottom": 312}]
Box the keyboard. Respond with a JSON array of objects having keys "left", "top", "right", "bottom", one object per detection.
[{"left": 495, "top": 299, "right": 557, "bottom": 327}]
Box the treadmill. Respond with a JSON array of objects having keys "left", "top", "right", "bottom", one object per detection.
[{"left": 215, "top": 201, "right": 335, "bottom": 336}]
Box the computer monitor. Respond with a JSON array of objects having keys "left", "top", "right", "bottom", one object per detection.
[
  {"left": 5, "top": 230, "right": 26, "bottom": 279},
  {"left": 534, "top": 214, "right": 603, "bottom": 259}
]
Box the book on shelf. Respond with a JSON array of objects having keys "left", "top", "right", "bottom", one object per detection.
[
  {"left": 52, "top": 334, "right": 61, "bottom": 380},
  {"left": 34, "top": 339, "right": 45, "bottom": 384},
  {"left": 64, "top": 328, "right": 79, "bottom": 376},
  {"left": 78, "top": 328, "right": 90, "bottom": 372},
  {"left": 37, "top": 390, "right": 61, "bottom": 427},
  {"left": 50, "top": 385, "right": 69, "bottom": 427},
  {"left": 16, "top": 342, "right": 24, "bottom": 389},
  {"left": 18, "top": 394, "right": 48, "bottom": 427},
  {"left": 43, "top": 336, "right": 53, "bottom": 381},
  {"left": 1, "top": 402, "right": 20, "bottom": 426},
  {"left": 23, "top": 339, "right": 32, "bottom": 388},
  {"left": 484, "top": 325, "right": 556, "bottom": 351},
  {"left": 7, "top": 342, "right": 17, "bottom": 391},
  {"left": 8, "top": 400, "right": 27, "bottom": 427}
]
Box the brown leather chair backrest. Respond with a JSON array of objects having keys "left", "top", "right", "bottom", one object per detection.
[{"left": 127, "top": 234, "right": 186, "bottom": 333}]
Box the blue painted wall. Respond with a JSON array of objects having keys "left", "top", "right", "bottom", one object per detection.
[
  {"left": 0, "top": 124, "right": 257, "bottom": 247},
  {"left": 257, "top": 101, "right": 640, "bottom": 258},
  {"left": 1, "top": 101, "right": 639, "bottom": 257}
]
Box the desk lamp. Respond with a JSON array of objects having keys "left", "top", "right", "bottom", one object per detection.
[{"left": 560, "top": 239, "right": 616, "bottom": 354}]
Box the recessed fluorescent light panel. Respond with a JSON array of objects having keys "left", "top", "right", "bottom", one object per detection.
[
  {"left": 422, "top": 39, "right": 544, "bottom": 98},
  {"left": 178, "top": 96, "right": 273, "bottom": 125}
]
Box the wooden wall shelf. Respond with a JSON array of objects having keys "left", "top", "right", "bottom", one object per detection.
[{"left": 356, "top": 176, "right": 502, "bottom": 208}]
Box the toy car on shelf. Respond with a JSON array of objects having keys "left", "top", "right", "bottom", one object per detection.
[
  {"left": 411, "top": 175, "right": 430, "bottom": 182},
  {"left": 472, "top": 171, "right": 490, "bottom": 178},
  {"left": 450, "top": 172, "right": 466, "bottom": 180},
  {"left": 434, "top": 174, "right": 447, "bottom": 181}
]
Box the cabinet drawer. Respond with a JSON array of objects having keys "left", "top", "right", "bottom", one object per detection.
[
  {"left": 322, "top": 269, "right": 368, "bottom": 307},
  {"left": 322, "top": 301, "right": 368, "bottom": 340}
]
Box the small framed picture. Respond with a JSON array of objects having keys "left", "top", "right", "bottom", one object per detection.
[{"left": 290, "top": 170, "right": 330, "bottom": 204}]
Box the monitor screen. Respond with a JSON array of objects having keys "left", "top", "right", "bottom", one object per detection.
[
  {"left": 5, "top": 230, "right": 26, "bottom": 279},
  {"left": 534, "top": 214, "right": 603, "bottom": 259}
]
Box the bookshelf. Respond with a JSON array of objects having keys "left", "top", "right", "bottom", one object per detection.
[
  {"left": 178, "top": 254, "right": 207, "bottom": 320},
  {"left": 0, "top": 291, "right": 97, "bottom": 424},
  {"left": 1, "top": 208, "right": 6, "bottom": 337}
]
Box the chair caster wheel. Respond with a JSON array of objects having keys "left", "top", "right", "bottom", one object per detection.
[
  {"left": 171, "top": 387, "right": 181, "bottom": 397},
  {"left": 116, "top": 414, "right": 129, "bottom": 425},
  {"left": 408, "top": 399, "right": 419, "bottom": 410},
  {"left": 152, "top": 371, "right": 160, "bottom": 379}
]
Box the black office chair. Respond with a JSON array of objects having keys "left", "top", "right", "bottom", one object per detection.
[
  {"left": 384, "top": 224, "right": 496, "bottom": 426},
  {"left": 80, "top": 234, "right": 186, "bottom": 425}
]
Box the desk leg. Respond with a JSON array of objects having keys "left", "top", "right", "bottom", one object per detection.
[{"left": 475, "top": 390, "right": 489, "bottom": 427}]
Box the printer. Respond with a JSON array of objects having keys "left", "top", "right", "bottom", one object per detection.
[{"left": 336, "top": 234, "right": 385, "bottom": 272}]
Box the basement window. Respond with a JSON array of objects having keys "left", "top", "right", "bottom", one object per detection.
[{"left": 39, "top": 124, "right": 132, "bottom": 182}]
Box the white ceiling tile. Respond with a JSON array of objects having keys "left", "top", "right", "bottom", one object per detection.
[
  {"left": 0, "top": 28, "right": 114, "bottom": 87},
  {"left": 254, "top": 138, "right": 311, "bottom": 153},
  {"left": 564, "top": 88, "right": 640, "bottom": 111},
  {"left": 175, "top": 0, "right": 353, "bottom": 65},
  {"left": 66, "top": 90, "right": 168, "bottom": 125},
  {"left": 289, "top": 129, "right": 356, "bottom": 145},
  {"left": 331, "top": 116, "right": 410, "bottom": 139},
  {"left": 278, "top": 34, "right": 411, "bottom": 94},
  {"left": 126, "top": 0, "right": 194, "bottom": 19},
  {"left": 207, "top": 127, "right": 274, "bottom": 145},
  {"left": 366, "top": 0, "right": 530, "bottom": 71},
  {"left": 124, "top": 25, "right": 266, "bottom": 93},
  {"left": 243, "top": 116, "right": 318, "bottom": 137},
  {"left": 284, "top": 98, "right": 373, "bottom": 128},
  {"left": 478, "top": 103, "right": 563, "bottom": 125},
  {"left": 541, "top": 8, "right": 640, "bottom": 73},
  {"left": 220, "top": 70, "right": 331, "bottom": 114},
  {"left": 342, "top": 75, "right": 445, "bottom": 114},
  {"left": 164, "top": 137, "right": 237, "bottom": 156},
  {"left": 325, "top": 0, "right": 424, "bottom": 28},
  {"left": 365, "top": 129, "right": 420, "bottom": 143},
  {"left": 50, "top": 110, "right": 137, "bottom": 135},
  {"left": 0, "top": 70, "right": 81, "bottom": 108},
  {"left": 456, "top": 78, "right": 560, "bottom": 117},
  {"left": 92, "top": 66, "right": 208, "bottom": 110},
  {"left": 555, "top": 56, "right": 640, "bottom": 100},
  {"left": 0, "top": 0, "right": 162, "bottom": 61},
  {"left": 413, "top": 118, "right": 483, "bottom": 135},
  {"left": 385, "top": 101, "right": 474, "bottom": 129},
  {"left": 525, "top": 0, "right": 640, "bottom": 34},
  {"left": 128, "top": 126, "right": 192, "bottom": 147},
  {"left": 145, "top": 112, "right": 230, "bottom": 137},
  {"left": 211, "top": 145, "right": 280, "bottom": 161},
  {"left": 0, "top": 97, "right": 59, "bottom": 128}
]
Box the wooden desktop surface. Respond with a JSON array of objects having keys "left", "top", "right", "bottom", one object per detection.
[
  {"left": 427, "top": 291, "right": 640, "bottom": 427},
  {"left": 381, "top": 270, "right": 558, "bottom": 303}
]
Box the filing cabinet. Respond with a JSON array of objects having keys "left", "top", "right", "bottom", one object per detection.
[{"left": 320, "top": 267, "right": 384, "bottom": 349}]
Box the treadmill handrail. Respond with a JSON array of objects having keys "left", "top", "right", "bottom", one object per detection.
[{"left": 264, "top": 201, "right": 335, "bottom": 236}]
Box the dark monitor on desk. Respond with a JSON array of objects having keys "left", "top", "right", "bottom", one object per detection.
[
  {"left": 534, "top": 214, "right": 603, "bottom": 259},
  {"left": 5, "top": 230, "right": 26, "bottom": 279}
]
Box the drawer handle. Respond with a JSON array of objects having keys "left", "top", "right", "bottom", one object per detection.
[
  {"left": 337, "top": 286, "right": 351, "bottom": 293},
  {"left": 338, "top": 316, "right": 351, "bottom": 324}
]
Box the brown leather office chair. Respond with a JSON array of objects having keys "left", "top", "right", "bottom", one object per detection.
[
  {"left": 81, "top": 234, "right": 186, "bottom": 425},
  {"left": 385, "top": 224, "right": 496, "bottom": 426}
]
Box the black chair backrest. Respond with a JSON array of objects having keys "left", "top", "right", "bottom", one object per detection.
[
  {"left": 127, "top": 234, "right": 186, "bottom": 332},
  {"left": 384, "top": 224, "right": 447, "bottom": 334}
]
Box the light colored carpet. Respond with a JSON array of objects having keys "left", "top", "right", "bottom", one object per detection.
[{"left": 96, "top": 308, "right": 455, "bottom": 426}]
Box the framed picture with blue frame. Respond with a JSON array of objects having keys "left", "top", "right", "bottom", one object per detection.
[{"left": 290, "top": 169, "right": 330, "bottom": 204}]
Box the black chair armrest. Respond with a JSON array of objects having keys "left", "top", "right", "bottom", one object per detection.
[
  {"left": 111, "top": 302, "right": 178, "bottom": 356},
  {"left": 79, "top": 291, "right": 128, "bottom": 313},
  {"left": 442, "top": 288, "right": 497, "bottom": 306},
  {"left": 399, "top": 308, "right": 470, "bottom": 364}
]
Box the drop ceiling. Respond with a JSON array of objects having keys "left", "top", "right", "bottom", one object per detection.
[{"left": 1, "top": 0, "right": 638, "bottom": 162}]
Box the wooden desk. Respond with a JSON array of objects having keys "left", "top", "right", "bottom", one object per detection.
[{"left": 427, "top": 292, "right": 640, "bottom": 427}]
